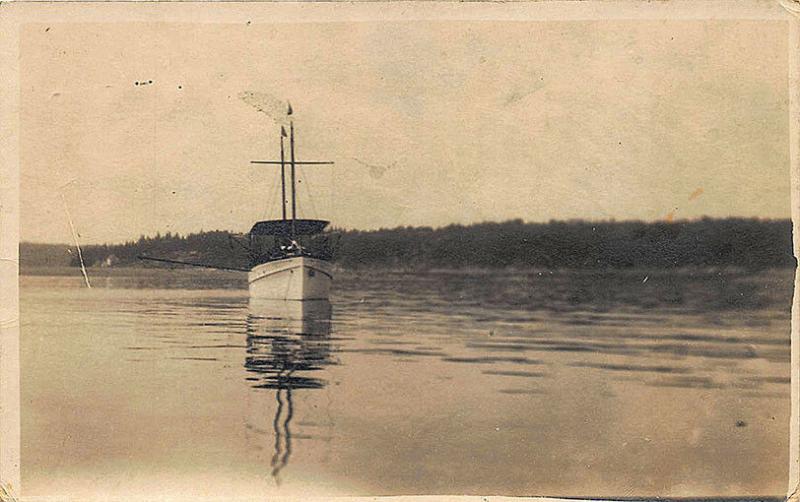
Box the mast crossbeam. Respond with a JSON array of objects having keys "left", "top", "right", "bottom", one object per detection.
[
  {"left": 251, "top": 161, "right": 334, "bottom": 165},
  {"left": 250, "top": 106, "right": 332, "bottom": 239}
]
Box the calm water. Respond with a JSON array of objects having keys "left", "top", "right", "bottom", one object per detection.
[{"left": 21, "top": 268, "right": 792, "bottom": 499}]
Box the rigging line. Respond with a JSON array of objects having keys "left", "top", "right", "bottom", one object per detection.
[
  {"left": 137, "top": 256, "right": 250, "bottom": 272},
  {"left": 272, "top": 167, "right": 282, "bottom": 220},
  {"left": 264, "top": 164, "right": 281, "bottom": 221},
  {"left": 299, "top": 171, "right": 320, "bottom": 220}
]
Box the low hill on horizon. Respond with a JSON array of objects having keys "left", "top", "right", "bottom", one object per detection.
[{"left": 20, "top": 217, "right": 796, "bottom": 271}]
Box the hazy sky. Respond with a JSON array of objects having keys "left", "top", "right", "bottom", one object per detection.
[{"left": 20, "top": 20, "right": 789, "bottom": 244}]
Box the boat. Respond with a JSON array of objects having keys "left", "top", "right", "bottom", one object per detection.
[
  {"left": 247, "top": 108, "right": 335, "bottom": 301},
  {"left": 138, "top": 104, "right": 336, "bottom": 301}
]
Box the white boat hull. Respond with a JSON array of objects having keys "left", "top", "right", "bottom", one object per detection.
[{"left": 248, "top": 256, "right": 333, "bottom": 300}]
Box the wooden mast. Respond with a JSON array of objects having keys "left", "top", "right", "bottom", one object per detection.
[
  {"left": 249, "top": 103, "right": 334, "bottom": 241},
  {"left": 290, "top": 119, "right": 297, "bottom": 238},
  {"left": 280, "top": 127, "right": 287, "bottom": 221}
]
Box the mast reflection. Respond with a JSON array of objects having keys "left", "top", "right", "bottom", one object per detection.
[{"left": 244, "top": 299, "right": 334, "bottom": 482}]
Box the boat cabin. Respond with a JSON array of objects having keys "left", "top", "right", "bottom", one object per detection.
[{"left": 248, "top": 218, "right": 335, "bottom": 266}]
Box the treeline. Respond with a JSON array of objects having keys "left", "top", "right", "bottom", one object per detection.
[
  {"left": 21, "top": 231, "right": 248, "bottom": 270},
  {"left": 20, "top": 218, "right": 797, "bottom": 271}
]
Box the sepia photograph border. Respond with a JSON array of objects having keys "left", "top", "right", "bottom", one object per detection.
[{"left": 0, "top": 1, "right": 798, "bottom": 500}]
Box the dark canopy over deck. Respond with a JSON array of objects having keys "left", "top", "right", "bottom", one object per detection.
[{"left": 249, "top": 219, "right": 329, "bottom": 237}]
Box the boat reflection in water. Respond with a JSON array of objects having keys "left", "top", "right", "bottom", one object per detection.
[{"left": 244, "top": 299, "right": 334, "bottom": 483}]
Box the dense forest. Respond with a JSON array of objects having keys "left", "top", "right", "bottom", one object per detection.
[{"left": 20, "top": 217, "right": 796, "bottom": 271}]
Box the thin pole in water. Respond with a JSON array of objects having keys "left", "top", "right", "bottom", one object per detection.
[{"left": 60, "top": 194, "right": 91, "bottom": 289}]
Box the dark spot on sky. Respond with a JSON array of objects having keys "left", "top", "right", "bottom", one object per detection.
[
  {"left": 736, "top": 420, "right": 747, "bottom": 428},
  {"left": 45, "top": 27, "right": 50, "bottom": 32},
  {"left": 247, "top": 20, "right": 251, "bottom": 26},
  {"left": 178, "top": 85, "right": 182, "bottom": 90}
]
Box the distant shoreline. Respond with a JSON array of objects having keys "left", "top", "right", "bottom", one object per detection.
[
  {"left": 18, "top": 264, "right": 795, "bottom": 277},
  {"left": 20, "top": 217, "right": 797, "bottom": 271}
]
